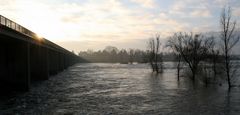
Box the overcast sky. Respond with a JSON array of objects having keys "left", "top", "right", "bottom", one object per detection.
[{"left": 0, "top": 0, "right": 239, "bottom": 52}]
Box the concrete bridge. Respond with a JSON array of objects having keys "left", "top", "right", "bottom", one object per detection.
[{"left": 0, "top": 15, "right": 81, "bottom": 91}]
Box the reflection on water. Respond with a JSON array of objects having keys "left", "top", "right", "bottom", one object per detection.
[{"left": 0, "top": 62, "right": 240, "bottom": 114}]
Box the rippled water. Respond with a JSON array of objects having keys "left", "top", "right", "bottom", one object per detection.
[{"left": 0, "top": 63, "right": 240, "bottom": 114}]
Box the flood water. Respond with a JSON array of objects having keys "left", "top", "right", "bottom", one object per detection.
[{"left": 0, "top": 63, "right": 240, "bottom": 114}]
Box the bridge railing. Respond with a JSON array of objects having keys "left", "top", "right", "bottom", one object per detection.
[
  {"left": 0, "top": 15, "right": 38, "bottom": 39},
  {"left": 0, "top": 15, "right": 78, "bottom": 56}
]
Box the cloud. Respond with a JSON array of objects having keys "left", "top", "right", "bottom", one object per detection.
[
  {"left": 190, "top": 9, "right": 211, "bottom": 17},
  {"left": 0, "top": 0, "right": 191, "bottom": 47},
  {"left": 1, "top": 0, "right": 232, "bottom": 52},
  {"left": 213, "top": 0, "right": 228, "bottom": 6},
  {"left": 130, "top": 0, "right": 155, "bottom": 8},
  {"left": 169, "top": 0, "right": 212, "bottom": 17},
  {"left": 233, "top": 7, "right": 240, "bottom": 16},
  {"left": 55, "top": 0, "right": 162, "bottom": 41},
  {"left": 152, "top": 14, "right": 188, "bottom": 35}
]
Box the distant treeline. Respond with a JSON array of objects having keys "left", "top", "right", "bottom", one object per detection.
[{"left": 78, "top": 46, "right": 176, "bottom": 63}]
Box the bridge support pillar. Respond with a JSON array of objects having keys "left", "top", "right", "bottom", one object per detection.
[
  {"left": 49, "top": 50, "right": 59, "bottom": 75},
  {"left": 15, "top": 42, "right": 31, "bottom": 91},
  {"left": 9, "top": 41, "right": 30, "bottom": 91},
  {"left": 64, "top": 54, "right": 67, "bottom": 69},
  {"left": 59, "top": 52, "right": 64, "bottom": 71},
  {"left": 0, "top": 37, "right": 30, "bottom": 91},
  {"left": 30, "top": 45, "right": 49, "bottom": 81}
]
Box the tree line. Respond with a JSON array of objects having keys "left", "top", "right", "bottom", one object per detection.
[
  {"left": 78, "top": 46, "right": 177, "bottom": 63},
  {"left": 78, "top": 46, "right": 149, "bottom": 63}
]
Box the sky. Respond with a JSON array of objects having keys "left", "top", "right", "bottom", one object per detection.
[{"left": 0, "top": 0, "right": 239, "bottom": 52}]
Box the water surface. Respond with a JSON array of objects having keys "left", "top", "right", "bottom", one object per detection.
[{"left": 0, "top": 63, "right": 240, "bottom": 114}]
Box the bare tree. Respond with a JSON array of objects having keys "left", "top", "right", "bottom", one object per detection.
[
  {"left": 169, "top": 32, "right": 213, "bottom": 81},
  {"left": 148, "top": 34, "right": 163, "bottom": 73},
  {"left": 208, "top": 36, "right": 220, "bottom": 80},
  {"left": 176, "top": 54, "right": 182, "bottom": 81},
  {"left": 148, "top": 38, "right": 155, "bottom": 72},
  {"left": 129, "top": 49, "right": 135, "bottom": 64},
  {"left": 220, "top": 7, "right": 240, "bottom": 88},
  {"left": 167, "top": 37, "right": 183, "bottom": 81}
]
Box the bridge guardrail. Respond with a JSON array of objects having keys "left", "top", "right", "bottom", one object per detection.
[
  {"left": 0, "top": 15, "right": 79, "bottom": 57},
  {"left": 0, "top": 15, "right": 38, "bottom": 39}
]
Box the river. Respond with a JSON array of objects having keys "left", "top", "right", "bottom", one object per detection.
[{"left": 0, "top": 63, "right": 240, "bottom": 114}]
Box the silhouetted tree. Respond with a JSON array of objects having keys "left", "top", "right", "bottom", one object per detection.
[
  {"left": 208, "top": 36, "right": 220, "bottom": 80},
  {"left": 118, "top": 49, "right": 128, "bottom": 64},
  {"left": 148, "top": 34, "right": 163, "bottom": 73},
  {"left": 220, "top": 7, "right": 240, "bottom": 88},
  {"left": 129, "top": 49, "right": 135, "bottom": 64},
  {"left": 167, "top": 37, "right": 183, "bottom": 81},
  {"left": 104, "top": 46, "right": 119, "bottom": 53},
  {"left": 169, "top": 32, "right": 213, "bottom": 81}
]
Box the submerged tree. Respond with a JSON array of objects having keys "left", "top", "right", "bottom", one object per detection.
[
  {"left": 208, "top": 36, "right": 220, "bottom": 80},
  {"left": 169, "top": 32, "right": 213, "bottom": 81},
  {"left": 220, "top": 7, "right": 240, "bottom": 88},
  {"left": 167, "top": 37, "right": 183, "bottom": 81},
  {"left": 148, "top": 34, "right": 163, "bottom": 73}
]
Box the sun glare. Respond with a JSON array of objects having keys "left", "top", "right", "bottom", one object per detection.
[{"left": 36, "top": 34, "right": 42, "bottom": 39}]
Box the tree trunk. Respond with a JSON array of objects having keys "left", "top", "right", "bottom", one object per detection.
[
  {"left": 226, "top": 60, "right": 231, "bottom": 88},
  {"left": 225, "top": 40, "right": 231, "bottom": 88},
  {"left": 191, "top": 65, "right": 197, "bottom": 82},
  {"left": 192, "top": 69, "right": 195, "bottom": 81},
  {"left": 177, "top": 56, "right": 181, "bottom": 81},
  {"left": 213, "top": 60, "right": 217, "bottom": 81}
]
